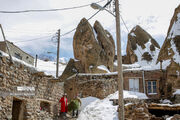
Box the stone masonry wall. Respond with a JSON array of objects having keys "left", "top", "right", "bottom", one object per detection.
[
  {"left": 64, "top": 70, "right": 166, "bottom": 101},
  {"left": 0, "top": 55, "right": 64, "bottom": 120},
  {"left": 64, "top": 73, "right": 118, "bottom": 101}
]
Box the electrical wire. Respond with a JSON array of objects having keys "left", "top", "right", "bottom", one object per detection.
[
  {"left": 6, "top": 30, "right": 55, "bottom": 34},
  {"left": 60, "top": 0, "right": 113, "bottom": 37},
  {"left": 0, "top": 0, "right": 105, "bottom": 13},
  {"left": 6, "top": 0, "right": 111, "bottom": 43},
  {"left": 13, "top": 35, "right": 53, "bottom": 43}
]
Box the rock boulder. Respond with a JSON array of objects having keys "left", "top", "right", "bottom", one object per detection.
[
  {"left": 73, "top": 18, "right": 115, "bottom": 73},
  {"left": 157, "top": 5, "right": 180, "bottom": 89},
  {"left": 126, "top": 25, "right": 160, "bottom": 64}
]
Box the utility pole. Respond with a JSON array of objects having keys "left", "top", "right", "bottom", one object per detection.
[
  {"left": 0, "top": 24, "right": 13, "bottom": 62},
  {"left": 56, "top": 29, "right": 60, "bottom": 78},
  {"left": 115, "top": 0, "right": 124, "bottom": 119},
  {"left": 35, "top": 54, "right": 38, "bottom": 68}
]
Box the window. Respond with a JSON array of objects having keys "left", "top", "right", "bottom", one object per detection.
[
  {"left": 147, "top": 81, "right": 157, "bottom": 94},
  {"left": 14, "top": 53, "right": 22, "bottom": 60},
  {"left": 129, "top": 78, "right": 139, "bottom": 92}
]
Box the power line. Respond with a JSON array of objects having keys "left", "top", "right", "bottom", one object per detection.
[
  {"left": 10, "top": 5, "right": 101, "bottom": 43},
  {"left": 13, "top": 35, "right": 53, "bottom": 43},
  {"left": 60, "top": 10, "right": 100, "bottom": 37},
  {"left": 0, "top": 0, "right": 105, "bottom": 13},
  {"left": 4, "top": 0, "right": 109, "bottom": 43},
  {"left": 60, "top": 0, "right": 112, "bottom": 38},
  {"left": 6, "top": 30, "right": 54, "bottom": 34}
]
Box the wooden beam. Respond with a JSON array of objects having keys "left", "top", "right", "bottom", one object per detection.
[{"left": 148, "top": 104, "right": 180, "bottom": 111}]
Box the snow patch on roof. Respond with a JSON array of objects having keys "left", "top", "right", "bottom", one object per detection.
[
  {"left": 0, "top": 50, "right": 34, "bottom": 68},
  {"left": 173, "top": 89, "right": 180, "bottom": 95},
  {"left": 130, "top": 32, "right": 136, "bottom": 37},
  {"left": 171, "top": 40, "right": 180, "bottom": 64},
  {"left": 78, "top": 72, "right": 118, "bottom": 76},
  {"left": 97, "top": 65, "right": 110, "bottom": 73}
]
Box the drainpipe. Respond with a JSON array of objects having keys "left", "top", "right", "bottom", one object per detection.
[
  {"left": 160, "top": 60, "right": 163, "bottom": 70},
  {"left": 142, "top": 70, "right": 146, "bottom": 94}
]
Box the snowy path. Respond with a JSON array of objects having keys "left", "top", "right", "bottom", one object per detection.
[{"left": 78, "top": 90, "right": 147, "bottom": 120}]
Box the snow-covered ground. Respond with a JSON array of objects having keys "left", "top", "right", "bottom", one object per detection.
[{"left": 78, "top": 90, "right": 148, "bottom": 120}]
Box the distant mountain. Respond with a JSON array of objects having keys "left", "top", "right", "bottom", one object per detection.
[
  {"left": 59, "top": 57, "right": 69, "bottom": 65},
  {"left": 125, "top": 25, "right": 160, "bottom": 65},
  {"left": 38, "top": 53, "right": 68, "bottom": 64},
  {"left": 157, "top": 5, "right": 180, "bottom": 65},
  {"left": 38, "top": 53, "right": 55, "bottom": 61}
]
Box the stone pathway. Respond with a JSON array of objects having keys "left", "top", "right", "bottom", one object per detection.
[{"left": 53, "top": 113, "right": 77, "bottom": 120}]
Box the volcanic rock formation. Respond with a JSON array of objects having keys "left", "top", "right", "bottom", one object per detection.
[
  {"left": 157, "top": 5, "right": 180, "bottom": 89},
  {"left": 73, "top": 18, "right": 115, "bottom": 73},
  {"left": 126, "top": 25, "right": 160, "bottom": 64},
  {"left": 157, "top": 5, "right": 180, "bottom": 65}
]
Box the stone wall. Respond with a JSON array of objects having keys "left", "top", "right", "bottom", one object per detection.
[
  {"left": 64, "top": 70, "right": 167, "bottom": 101},
  {"left": 0, "top": 55, "right": 64, "bottom": 120},
  {"left": 166, "top": 60, "right": 180, "bottom": 95},
  {"left": 64, "top": 73, "right": 118, "bottom": 101},
  {"left": 125, "top": 103, "right": 151, "bottom": 120}
]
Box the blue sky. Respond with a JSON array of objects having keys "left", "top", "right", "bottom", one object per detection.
[{"left": 0, "top": 0, "right": 179, "bottom": 60}]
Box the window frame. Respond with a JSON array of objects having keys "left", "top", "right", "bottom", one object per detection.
[
  {"left": 14, "top": 53, "right": 22, "bottom": 60},
  {"left": 147, "top": 80, "right": 157, "bottom": 94}
]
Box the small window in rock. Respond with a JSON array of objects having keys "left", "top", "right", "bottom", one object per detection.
[
  {"left": 26, "top": 56, "right": 29, "bottom": 59},
  {"left": 40, "top": 101, "right": 50, "bottom": 113}
]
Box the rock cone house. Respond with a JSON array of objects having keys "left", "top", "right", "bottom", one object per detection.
[{"left": 0, "top": 51, "right": 63, "bottom": 120}]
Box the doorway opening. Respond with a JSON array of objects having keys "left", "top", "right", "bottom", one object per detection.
[
  {"left": 149, "top": 109, "right": 180, "bottom": 117},
  {"left": 40, "top": 101, "right": 50, "bottom": 113},
  {"left": 12, "top": 98, "right": 25, "bottom": 120}
]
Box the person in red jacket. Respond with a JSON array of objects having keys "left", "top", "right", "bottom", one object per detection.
[{"left": 59, "top": 93, "right": 68, "bottom": 117}]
